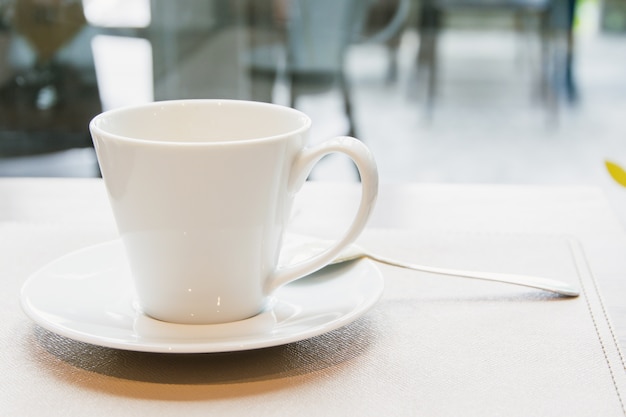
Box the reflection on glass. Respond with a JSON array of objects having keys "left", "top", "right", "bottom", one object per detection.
[
  {"left": 0, "top": 0, "right": 100, "bottom": 164},
  {"left": 0, "top": 0, "right": 623, "bottom": 183},
  {"left": 91, "top": 35, "right": 153, "bottom": 110},
  {"left": 12, "top": 0, "right": 86, "bottom": 109},
  {"left": 81, "top": 0, "right": 150, "bottom": 28}
]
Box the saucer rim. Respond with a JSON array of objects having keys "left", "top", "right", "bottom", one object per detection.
[{"left": 20, "top": 240, "right": 384, "bottom": 353}]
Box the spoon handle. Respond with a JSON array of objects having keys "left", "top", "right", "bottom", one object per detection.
[{"left": 363, "top": 251, "right": 579, "bottom": 297}]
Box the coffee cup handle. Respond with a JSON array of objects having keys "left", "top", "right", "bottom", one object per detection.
[{"left": 266, "top": 136, "right": 379, "bottom": 293}]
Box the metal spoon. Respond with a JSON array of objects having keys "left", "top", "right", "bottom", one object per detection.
[{"left": 286, "top": 239, "right": 580, "bottom": 297}]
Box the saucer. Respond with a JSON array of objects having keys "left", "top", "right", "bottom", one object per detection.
[{"left": 20, "top": 240, "right": 384, "bottom": 353}]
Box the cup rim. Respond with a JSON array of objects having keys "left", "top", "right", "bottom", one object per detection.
[{"left": 89, "top": 99, "right": 312, "bottom": 146}]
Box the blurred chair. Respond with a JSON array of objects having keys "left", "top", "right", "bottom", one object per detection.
[
  {"left": 416, "top": 0, "right": 576, "bottom": 117},
  {"left": 246, "top": 0, "right": 410, "bottom": 137}
]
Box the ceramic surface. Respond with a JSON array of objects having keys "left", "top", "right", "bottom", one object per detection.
[
  {"left": 89, "top": 99, "right": 378, "bottom": 324},
  {"left": 20, "top": 240, "right": 384, "bottom": 353}
]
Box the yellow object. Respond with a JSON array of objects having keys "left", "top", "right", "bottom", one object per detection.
[{"left": 605, "top": 160, "right": 626, "bottom": 187}]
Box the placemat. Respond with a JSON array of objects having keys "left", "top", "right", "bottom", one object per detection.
[{"left": 3, "top": 227, "right": 626, "bottom": 416}]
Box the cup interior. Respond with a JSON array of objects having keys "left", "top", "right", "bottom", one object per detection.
[{"left": 91, "top": 100, "right": 310, "bottom": 144}]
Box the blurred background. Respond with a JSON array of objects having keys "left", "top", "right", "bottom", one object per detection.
[{"left": 0, "top": 0, "right": 625, "bottom": 216}]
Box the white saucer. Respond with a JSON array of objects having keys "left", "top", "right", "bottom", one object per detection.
[{"left": 20, "top": 240, "right": 384, "bottom": 353}]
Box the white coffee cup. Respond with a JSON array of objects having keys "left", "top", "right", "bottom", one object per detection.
[{"left": 89, "top": 99, "right": 378, "bottom": 324}]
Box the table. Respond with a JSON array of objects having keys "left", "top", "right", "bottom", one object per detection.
[{"left": 3, "top": 178, "right": 626, "bottom": 416}]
